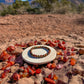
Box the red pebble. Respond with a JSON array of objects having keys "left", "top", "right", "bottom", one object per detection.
[
  {"left": 40, "top": 39, "right": 47, "bottom": 42},
  {"left": 27, "top": 66, "right": 35, "bottom": 75},
  {"left": 54, "top": 40, "right": 57, "bottom": 43},
  {"left": 48, "top": 73, "right": 54, "bottom": 79},
  {"left": 63, "top": 56, "right": 68, "bottom": 62},
  {"left": 36, "top": 69, "right": 41, "bottom": 74},
  {"left": 34, "top": 40, "right": 37, "bottom": 45},
  {"left": 6, "top": 45, "right": 15, "bottom": 52},
  {"left": 70, "top": 58, "right": 76, "bottom": 66},
  {"left": 51, "top": 63, "right": 56, "bottom": 69},
  {"left": 4, "top": 67, "right": 11, "bottom": 73},
  {"left": 0, "top": 72, "right": 7, "bottom": 79},
  {"left": 47, "top": 63, "right": 52, "bottom": 69},
  {"left": 45, "top": 78, "right": 55, "bottom": 84},
  {"left": 71, "top": 47, "right": 75, "bottom": 51},
  {"left": 8, "top": 55, "right": 16, "bottom": 62},
  {"left": 62, "top": 46, "right": 66, "bottom": 50},
  {"left": 57, "top": 40, "right": 60, "bottom": 43},
  {"left": 0, "top": 51, "right": 10, "bottom": 61},
  {"left": 62, "top": 41, "right": 65, "bottom": 44},
  {"left": 12, "top": 73, "right": 20, "bottom": 81}
]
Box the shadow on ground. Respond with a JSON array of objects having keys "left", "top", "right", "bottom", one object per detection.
[{"left": 74, "top": 18, "right": 84, "bottom": 25}]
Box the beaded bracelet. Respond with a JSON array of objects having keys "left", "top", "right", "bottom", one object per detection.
[{"left": 30, "top": 46, "right": 51, "bottom": 58}]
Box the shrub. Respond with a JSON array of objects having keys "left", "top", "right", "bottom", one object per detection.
[{"left": 27, "top": 8, "right": 41, "bottom": 14}]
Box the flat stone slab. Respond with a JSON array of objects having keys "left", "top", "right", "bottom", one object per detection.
[{"left": 22, "top": 45, "right": 56, "bottom": 65}]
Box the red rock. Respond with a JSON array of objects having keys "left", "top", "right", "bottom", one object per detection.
[
  {"left": 53, "top": 74, "right": 58, "bottom": 80},
  {"left": 62, "top": 46, "right": 66, "bottom": 50},
  {"left": 45, "top": 78, "right": 55, "bottom": 84},
  {"left": 57, "top": 40, "right": 60, "bottom": 43},
  {"left": 8, "top": 55, "right": 16, "bottom": 62},
  {"left": 47, "top": 63, "right": 52, "bottom": 69},
  {"left": 51, "top": 63, "right": 56, "bottom": 69},
  {"left": 34, "top": 40, "right": 37, "bottom": 45},
  {"left": 62, "top": 41, "right": 65, "bottom": 44},
  {"left": 0, "top": 50, "right": 10, "bottom": 61},
  {"left": 48, "top": 73, "right": 54, "bottom": 79},
  {"left": 12, "top": 73, "right": 20, "bottom": 81},
  {"left": 79, "top": 49, "right": 84, "bottom": 55},
  {"left": 63, "top": 56, "right": 68, "bottom": 62},
  {"left": 27, "top": 67, "right": 35, "bottom": 75},
  {"left": 70, "top": 58, "right": 76, "bottom": 66},
  {"left": 6, "top": 45, "right": 15, "bottom": 52},
  {"left": 27, "top": 42, "right": 33, "bottom": 47},
  {"left": 36, "top": 69, "right": 41, "bottom": 74},
  {"left": 0, "top": 72, "right": 7, "bottom": 78},
  {"left": 40, "top": 39, "right": 47, "bottom": 42},
  {"left": 71, "top": 47, "right": 75, "bottom": 51}
]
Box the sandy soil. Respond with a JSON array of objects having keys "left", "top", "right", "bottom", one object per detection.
[
  {"left": 0, "top": 14, "right": 84, "bottom": 45},
  {"left": 0, "top": 14, "right": 84, "bottom": 84}
]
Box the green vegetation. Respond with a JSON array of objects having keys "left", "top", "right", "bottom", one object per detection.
[
  {"left": 0, "top": 0, "right": 84, "bottom": 16},
  {"left": 0, "top": 0, "right": 30, "bottom": 16}
]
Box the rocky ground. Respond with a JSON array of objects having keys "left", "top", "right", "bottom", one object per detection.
[
  {"left": 0, "top": 14, "right": 84, "bottom": 45},
  {"left": 0, "top": 14, "right": 84, "bottom": 84}
]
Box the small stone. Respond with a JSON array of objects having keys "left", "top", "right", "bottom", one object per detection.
[
  {"left": 18, "top": 78, "right": 34, "bottom": 84},
  {"left": 11, "top": 66, "right": 19, "bottom": 73},
  {"left": 79, "top": 49, "right": 84, "bottom": 55}
]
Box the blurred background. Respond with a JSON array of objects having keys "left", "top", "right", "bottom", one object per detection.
[{"left": 0, "top": 0, "right": 84, "bottom": 16}]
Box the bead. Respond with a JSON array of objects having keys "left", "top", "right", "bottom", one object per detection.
[{"left": 30, "top": 46, "right": 51, "bottom": 58}]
